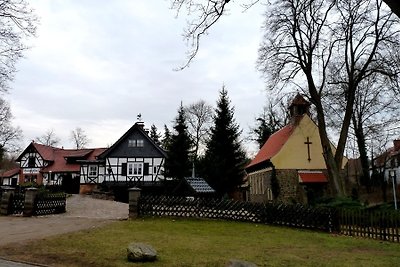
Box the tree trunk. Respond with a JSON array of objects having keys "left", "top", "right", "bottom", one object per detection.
[
  {"left": 353, "top": 117, "right": 371, "bottom": 192},
  {"left": 307, "top": 78, "right": 345, "bottom": 196}
]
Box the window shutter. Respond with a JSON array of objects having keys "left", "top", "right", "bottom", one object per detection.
[
  {"left": 144, "top": 163, "right": 149, "bottom": 175},
  {"left": 121, "top": 163, "right": 127, "bottom": 176}
]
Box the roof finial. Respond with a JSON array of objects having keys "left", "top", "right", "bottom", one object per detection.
[{"left": 137, "top": 113, "right": 142, "bottom": 122}]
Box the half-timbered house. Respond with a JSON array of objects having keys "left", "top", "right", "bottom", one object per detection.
[
  {"left": 95, "top": 122, "right": 167, "bottom": 189},
  {"left": 7, "top": 122, "right": 167, "bottom": 196},
  {"left": 14, "top": 142, "right": 106, "bottom": 193}
]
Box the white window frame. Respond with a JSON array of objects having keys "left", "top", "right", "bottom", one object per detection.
[
  {"left": 88, "top": 165, "right": 98, "bottom": 177},
  {"left": 128, "top": 162, "right": 143, "bottom": 176}
]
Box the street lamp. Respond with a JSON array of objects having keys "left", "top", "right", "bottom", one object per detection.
[{"left": 389, "top": 169, "right": 397, "bottom": 210}]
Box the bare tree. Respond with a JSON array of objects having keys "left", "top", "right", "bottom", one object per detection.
[
  {"left": 0, "top": 0, "right": 37, "bottom": 92},
  {"left": 323, "top": 0, "right": 400, "bottom": 190},
  {"left": 0, "top": 98, "right": 22, "bottom": 153},
  {"left": 36, "top": 129, "right": 61, "bottom": 146},
  {"left": 70, "top": 127, "right": 90, "bottom": 149},
  {"left": 184, "top": 100, "right": 213, "bottom": 161},
  {"left": 171, "top": 0, "right": 400, "bottom": 68}
]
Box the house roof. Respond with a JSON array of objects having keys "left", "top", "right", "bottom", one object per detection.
[
  {"left": 298, "top": 171, "right": 328, "bottom": 183},
  {"left": 41, "top": 148, "right": 107, "bottom": 173},
  {"left": 16, "top": 142, "right": 56, "bottom": 162},
  {"left": 17, "top": 142, "right": 107, "bottom": 173},
  {"left": 373, "top": 141, "right": 400, "bottom": 167},
  {"left": 0, "top": 168, "right": 20, "bottom": 178},
  {"left": 246, "top": 122, "right": 296, "bottom": 169},
  {"left": 98, "top": 122, "right": 167, "bottom": 159},
  {"left": 184, "top": 177, "right": 215, "bottom": 194}
]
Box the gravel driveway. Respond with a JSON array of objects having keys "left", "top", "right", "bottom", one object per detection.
[{"left": 0, "top": 194, "right": 128, "bottom": 246}]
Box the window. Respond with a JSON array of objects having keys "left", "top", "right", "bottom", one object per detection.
[
  {"left": 153, "top": 166, "right": 158, "bottom": 174},
  {"left": 88, "top": 165, "right": 98, "bottom": 177},
  {"left": 28, "top": 156, "right": 35, "bottom": 168},
  {"left": 128, "top": 162, "right": 143, "bottom": 176},
  {"left": 128, "top": 140, "right": 136, "bottom": 147},
  {"left": 128, "top": 139, "right": 144, "bottom": 147},
  {"left": 136, "top": 139, "right": 144, "bottom": 147}
]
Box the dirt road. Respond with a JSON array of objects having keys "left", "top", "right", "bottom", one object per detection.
[{"left": 0, "top": 194, "right": 128, "bottom": 246}]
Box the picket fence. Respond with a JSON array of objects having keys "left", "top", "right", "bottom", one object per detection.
[{"left": 138, "top": 195, "right": 400, "bottom": 242}]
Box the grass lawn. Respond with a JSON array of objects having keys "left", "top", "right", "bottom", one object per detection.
[{"left": 1, "top": 217, "right": 399, "bottom": 267}]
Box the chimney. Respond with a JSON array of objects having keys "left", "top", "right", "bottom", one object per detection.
[
  {"left": 394, "top": 140, "right": 400, "bottom": 151},
  {"left": 136, "top": 121, "right": 145, "bottom": 128}
]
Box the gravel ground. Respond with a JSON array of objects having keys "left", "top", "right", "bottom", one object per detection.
[{"left": 0, "top": 194, "right": 128, "bottom": 246}]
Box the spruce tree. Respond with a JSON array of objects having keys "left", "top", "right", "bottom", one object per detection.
[
  {"left": 164, "top": 104, "right": 192, "bottom": 180},
  {"left": 203, "top": 87, "right": 247, "bottom": 196},
  {"left": 161, "top": 124, "right": 171, "bottom": 150},
  {"left": 149, "top": 124, "right": 161, "bottom": 146}
]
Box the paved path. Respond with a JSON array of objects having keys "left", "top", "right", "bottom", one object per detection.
[{"left": 0, "top": 195, "right": 129, "bottom": 266}]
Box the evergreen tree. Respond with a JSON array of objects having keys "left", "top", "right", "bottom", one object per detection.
[
  {"left": 203, "top": 87, "right": 247, "bottom": 196},
  {"left": 164, "top": 104, "right": 192, "bottom": 180},
  {"left": 161, "top": 124, "right": 171, "bottom": 150},
  {"left": 149, "top": 124, "right": 161, "bottom": 146}
]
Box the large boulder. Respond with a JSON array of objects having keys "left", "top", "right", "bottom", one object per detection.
[
  {"left": 127, "top": 242, "right": 157, "bottom": 262},
  {"left": 226, "top": 259, "right": 258, "bottom": 267}
]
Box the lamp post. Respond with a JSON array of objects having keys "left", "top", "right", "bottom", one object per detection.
[{"left": 389, "top": 169, "right": 397, "bottom": 210}]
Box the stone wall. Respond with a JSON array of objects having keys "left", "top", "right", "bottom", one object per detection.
[
  {"left": 248, "top": 169, "right": 332, "bottom": 204},
  {"left": 275, "top": 170, "right": 303, "bottom": 203},
  {"left": 248, "top": 169, "right": 272, "bottom": 203}
]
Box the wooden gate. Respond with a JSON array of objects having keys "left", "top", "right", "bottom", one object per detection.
[{"left": 9, "top": 190, "right": 25, "bottom": 214}]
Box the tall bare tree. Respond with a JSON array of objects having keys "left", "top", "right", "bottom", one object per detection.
[
  {"left": 0, "top": 98, "right": 22, "bottom": 153},
  {"left": 171, "top": 0, "right": 400, "bottom": 68},
  {"left": 70, "top": 127, "right": 90, "bottom": 149},
  {"left": 36, "top": 129, "right": 61, "bottom": 147},
  {"left": 184, "top": 100, "right": 213, "bottom": 161},
  {"left": 257, "top": 0, "right": 400, "bottom": 196},
  {"left": 0, "top": 0, "right": 37, "bottom": 92},
  {"left": 323, "top": 0, "right": 400, "bottom": 189}
]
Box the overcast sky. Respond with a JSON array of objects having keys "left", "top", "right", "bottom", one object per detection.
[{"left": 6, "top": 1, "right": 268, "bottom": 156}]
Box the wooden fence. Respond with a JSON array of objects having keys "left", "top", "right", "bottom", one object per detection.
[
  {"left": 339, "top": 209, "right": 400, "bottom": 242},
  {"left": 138, "top": 195, "right": 400, "bottom": 242},
  {"left": 34, "top": 192, "right": 66, "bottom": 216},
  {"left": 0, "top": 188, "right": 66, "bottom": 216}
]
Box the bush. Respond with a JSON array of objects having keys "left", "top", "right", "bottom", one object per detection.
[{"left": 316, "top": 197, "right": 365, "bottom": 209}]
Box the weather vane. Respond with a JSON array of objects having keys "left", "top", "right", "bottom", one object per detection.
[{"left": 137, "top": 113, "right": 142, "bottom": 122}]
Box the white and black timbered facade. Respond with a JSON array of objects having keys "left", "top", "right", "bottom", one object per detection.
[
  {"left": 78, "top": 122, "right": 166, "bottom": 191},
  {"left": 98, "top": 122, "right": 166, "bottom": 186},
  {"left": 4, "top": 122, "right": 167, "bottom": 194},
  {"left": 16, "top": 142, "right": 50, "bottom": 185}
]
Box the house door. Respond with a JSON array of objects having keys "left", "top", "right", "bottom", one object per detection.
[{"left": 61, "top": 174, "right": 80, "bottom": 194}]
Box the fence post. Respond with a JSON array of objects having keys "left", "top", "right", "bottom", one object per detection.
[
  {"left": 129, "top": 188, "right": 141, "bottom": 219},
  {"left": 0, "top": 186, "right": 14, "bottom": 215},
  {"left": 23, "top": 187, "right": 38, "bottom": 217}
]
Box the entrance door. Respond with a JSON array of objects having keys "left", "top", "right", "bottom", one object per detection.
[{"left": 61, "top": 174, "right": 80, "bottom": 194}]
